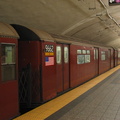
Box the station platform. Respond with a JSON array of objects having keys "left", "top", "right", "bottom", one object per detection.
[{"left": 14, "top": 65, "right": 120, "bottom": 120}]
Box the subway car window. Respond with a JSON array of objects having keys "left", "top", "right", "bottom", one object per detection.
[
  {"left": 77, "top": 55, "right": 85, "bottom": 64},
  {"left": 96, "top": 49, "right": 98, "bottom": 59},
  {"left": 108, "top": 50, "right": 111, "bottom": 58},
  {"left": 56, "top": 46, "right": 61, "bottom": 64},
  {"left": 64, "top": 47, "right": 69, "bottom": 63},
  {"left": 101, "top": 51, "right": 106, "bottom": 60},
  {"left": 87, "top": 50, "right": 90, "bottom": 54},
  {"left": 85, "top": 55, "right": 90, "bottom": 63},
  {"left": 118, "top": 51, "right": 120, "bottom": 58},
  {"left": 77, "top": 50, "right": 82, "bottom": 54},
  {"left": 82, "top": 50, "right": 86, "bottom": 54},
  {"left": 1, "top": 44, "right": 16, "bottom": 81},
  {"left": 94, "top": 49, "right": 98, "bottom": 60},
  {"left": 94, "top": 50, "right": 95, "bottom": 60}
]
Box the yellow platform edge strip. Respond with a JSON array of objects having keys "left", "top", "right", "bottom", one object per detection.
[{"left": 14, "top": 65, "right": 120, "bottom": 120}]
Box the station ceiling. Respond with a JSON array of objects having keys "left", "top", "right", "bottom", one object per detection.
[{"left": 1, "top": 0, "right": 120, "bottom": 48}]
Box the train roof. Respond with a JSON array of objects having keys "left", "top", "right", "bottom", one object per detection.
[
  {"left": 0, "top": 22, "right": 19, "bottom": 38},
  {"left": 10, "top": 24, "right": 119, "bottom": 50},
  {"left": 11, "top": 24, "right": 54, "bottom": 41},
  {"left": 31, "top": 28, "right": 54, "bottom": 41},
  {"left": 51, "top": 34, "right": 113, "bottom": 49}
]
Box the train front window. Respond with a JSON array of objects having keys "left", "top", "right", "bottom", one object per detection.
[{"left": 1, "top": 44, "right": 16, "bottom": 81}]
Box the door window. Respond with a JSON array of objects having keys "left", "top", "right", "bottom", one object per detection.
[
  {"left": 1, "top": 44, "right": 16, "bottom": 81},
  {"left": 94, "top": 49, "right": 98, "bottom": 60},
  {"left": 64, "top": 47, "right": 69, "bottom": 63},
  {"left": 56, "top": 46, "right": 61, "bottom": 64}
]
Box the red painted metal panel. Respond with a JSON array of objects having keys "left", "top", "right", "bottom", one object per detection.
[
  {"left": 18, "top": 41, "right": 41, "bottom": 103},
  {"left": 56, "top": 44, "right": 63, "bottom": 93},
  {"left": 18, "top": 41, "right": 40, "bottom": 71},
  {"left": 94, "top": 47, "right": 99, "bottom": 76},
  {"left": 42, "top": 41, "right": 57, "bottom": 101},
  {"left": 0, "top": 38, "right": 19, "bottom": 120},
  {"left": 0, "top": 81, "right": 19, "bottom": 120},
  {"left": 117, "top": 49, "right": 120, "bottom": 65},
  {"left": 70, "top": 45, "right": 96, "bottom": 88},
  {"left": 99, "top": 48, "right": 111, "bottom": 74},
  {"left": 110, "top": 48, "right": 114, "bottom": 68},
  {"left": 114, "top": 50, "right": 118, "bottom": 66},
  {"left": 70, "top": 45, "right": 78, "bottom": 88},
  {"left": 63, "top": 44, "right": 70, "bottom": 91},
  {"left": 108, "top": 49, "right": 111, "bottom": 69}
]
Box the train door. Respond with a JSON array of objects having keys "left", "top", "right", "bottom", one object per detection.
[
  {"left": 115, "top": 50, "right": 118, "bottom": 66},
  {"left": 56, "top": 44, "right": 70, "bottom": 93},
  {"left": 108, "top": 49, "right": 111, "bottom": 69},
  {"left": 94, "top": 47, "right": 99, "bottom": 76},
  {"left": 0, "top": 42, "right": 19, "bottom": 120}
]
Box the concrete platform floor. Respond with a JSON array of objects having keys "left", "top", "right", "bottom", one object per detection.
[
  {"left": 14, "top": 65, "right": 120, "bottom": 120},
  {"left": 46, "top": 69, "right": 120, "bottom": 120}
]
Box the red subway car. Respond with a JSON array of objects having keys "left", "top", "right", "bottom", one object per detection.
[
  {"left": 98, "top": 47, "right": 114, "bottom": 74},
  {"left": 0, "top": 22, "right": 19, "bottom": 120},
  {"left": 117, "top": 48, "right": 120, "bottom": 65},
  {"left": 0, "top": 22, "right": 120, "bottom": 119},
  {"left": 12, "top": 24, "right": 119, "bottom": 113},
  {"left": 69, "top": 43, "right": 96, "bottom": 88},
  {"left": 12, "top": 25, "right": 57, "bottom": 109}
]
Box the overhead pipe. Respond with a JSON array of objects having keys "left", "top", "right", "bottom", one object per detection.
[{"left": 99, "top": 0, "right": 120, "bottom": 28}]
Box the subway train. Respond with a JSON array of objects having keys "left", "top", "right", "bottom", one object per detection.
[{"left": 0, "top": 22, "right": 120, "bottom": 120}]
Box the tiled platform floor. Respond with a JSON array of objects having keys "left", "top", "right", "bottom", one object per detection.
[{"left": 46, "top": 69, "right": 120, "bottom": 120}]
